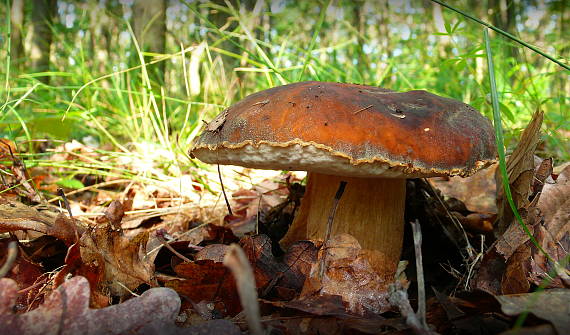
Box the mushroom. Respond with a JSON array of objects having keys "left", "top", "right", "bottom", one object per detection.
[{"left": 190, "top": 81, "right": 496, "bottom": 282}]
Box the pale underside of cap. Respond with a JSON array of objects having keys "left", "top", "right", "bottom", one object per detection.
[{"left": 192, "top": 139, "right": 494, "bottom": 179}]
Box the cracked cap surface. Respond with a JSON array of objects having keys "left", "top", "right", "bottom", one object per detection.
[{"left": 191, "top": 81, "right": 497, "bottom": 178}]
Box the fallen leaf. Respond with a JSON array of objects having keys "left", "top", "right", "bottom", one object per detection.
[
  {"left": 103, "top": 200, "right": 125, "bottom": 229},
  {"left": 79, "top": 224, "right": 156, "bottom": 298},
  {"left": 496, "top": 289, "right": 570, "bottom": 335},
  {"left": 239, "top": 235, "right": 286, "bottom": 291},
  {"left": 263, "top": 296, "right": 405, "bottom": 334},
  {"left": 300, "top": 234, "right": 392, "bottom": 316},
  {"left": 479, "top": 164, "right": 570, "bottom": 294},
  {"left": 430, "top": 164, "right": 498, "bottom": 213},
  {"left": 432, "top": 289, "right": 511, "bottom": 334},
  {"left": 195, "top": 244, "right": 229, "bottom": 262},
  {"left": 165, "top": 260, "right": 241, "bottom": 316},
  {"left": 496, "top": 111, "right": 543, "bottom": 235},
  {"left": 0, "top": 276, "right": 240, "bottom": 335},
  {"left": 0, "top": 239, "right": 45, "bottom": 311},
  {"left": 0, "top": 201, "right": 82, "bottom": 247}
]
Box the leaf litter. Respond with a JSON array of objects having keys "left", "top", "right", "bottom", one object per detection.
[{"left": 1, "top": 114, "right": 569, "bottom": 335}]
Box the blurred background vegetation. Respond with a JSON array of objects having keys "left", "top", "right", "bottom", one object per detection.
[{"left": 0, "top": 0, "right": 568, "bottom": 178}]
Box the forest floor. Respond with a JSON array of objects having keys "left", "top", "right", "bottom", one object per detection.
[{"left": 0, "top": 112, "right": 568, "bottom": 335}]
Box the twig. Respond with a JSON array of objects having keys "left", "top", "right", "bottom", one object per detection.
[
  {"left": 156, "top": 230, "right": 192, "bottom": 263},
  {"left": 318, "top": 180, "right": 347, "bottom": 279},
  {"left": 46, "top": 179, "right": 132, "bottom": 204},
  {"left": 410, "top": 220, "right": 427, "bottom": 328},
  {"left": 223, "top": 244, "right": 264, "bottom": 335},
  {"left": 389, "top": 221, "right": 437, "bottom": 334},
  {"left": 218, "top": 164, "right": 233, "bottom": 216},
  {"left": 0, "top": 241, "right": 18, "bottom": 278},
  {"left": 57, "top": 188, "right": 74, "bottom": 219},
  {"left": 389, "top": 287, "right": 437, "bottom": 335},
  {"left": 352, "top": 104, "right": 373, "bottom": 115}
]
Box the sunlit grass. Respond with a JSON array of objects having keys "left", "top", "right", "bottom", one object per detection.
[{"left": 0, "top": 0, "right": 568, "bottom": 186}]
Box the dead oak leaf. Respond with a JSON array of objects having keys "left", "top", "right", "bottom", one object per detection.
[
  {"left": 475, "top": 164, "right": 570, "bottom": 294},
  {"left": 79, "top": 224, "right": 156, "bottom": 297},
  {"left": 164, "top": 260, "right": 242, "bottom": 316},
  {"left": 0, "top": 276, "right": 240, "bottom": 335}
]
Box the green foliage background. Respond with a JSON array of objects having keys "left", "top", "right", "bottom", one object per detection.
[{"left": 1, "top": 0, "right": 568, "bottom": 164}]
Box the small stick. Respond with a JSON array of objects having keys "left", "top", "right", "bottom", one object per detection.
[
  {"left": 224, "top": 244, "right": 264, "bottom": 335},
  {"left": 353, "top": 104, "right": 373, "bottom": 115},
  {"left": 0, "top": 241, "right": 18, "bottom": 278},
  {"left": 251, "top": 99, "right": 269, "bottom": 107},
  {"left": 57, "top": 187, "right": 74, "bottom": 219},
  {"left": 410, "top": 220, "right": 427, "bottom": 329},
  {"left": 218, "top": 164, "right": 233, "bottom": 216},
  {"left": 389, "top": 287, "right": 434, "bottom": 335},
  {"left": 156, "top": 230, "right": 192, "bottom": 263},
  {"left": 318, "top": 181, "right": 347, "bottom": 279}
]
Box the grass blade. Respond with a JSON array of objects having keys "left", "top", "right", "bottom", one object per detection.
[
  {"left": 434, "top": 0, "right": 569, "bottom": 71},
  {"left": 484, "top": 28, "right": 552, "bottom": 261}
]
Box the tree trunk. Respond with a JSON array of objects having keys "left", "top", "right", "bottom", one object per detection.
[
  {"left": 132, "top": 0, "right": 167, "bottom": 85},
  {"left": 30, "top": 0, "right": 57, "bottom": 83},
  {"left": 488, "top": 0, "right": 519, "bottom": 61},
  {"left": 10, "top": 0, "right": 25, "bottom": 70}
]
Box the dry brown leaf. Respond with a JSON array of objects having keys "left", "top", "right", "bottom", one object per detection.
[
  {"left": 300, "top": 234, "right": 391, "bottom": 316},
  {"left": 0, "top": 239, "right": 45, "bottom": 311},
  {"left": 496, "top": 289, "right": 570, "bottom": 335},
  {"left": 195, "top": 244, "right": 229, "bottom": 262},
  {"left": 239, "top": 235, "right": 286, "bottom": 291},
  {"left": 0, "top": 276, "right": 240, "bottom": 335},
  {"left": 496, "top": 111, "right": 543, "bottom": 235},
  {"left": 103, "top": 200, "right": 125, "bottom": 229},
  {"left": 0, "top": 201, "right": 80, "bottom": 245},
  {"left": 164, "top": 260, "right": 242, "bottom": 316},
  {"left": 474, "top": 163, "right": 570, "bottom": 294},
  {"left": 430, "top": 164, "right": 498, "bottom": 213},
  {"left": 536, "top": 164, "right": 570, "bottom": 236},
  {"left": 240, "top": 235, "right": 319, "bottom": 298},
  {"left": 79, "top": 224, "right": 156, "bottom": 297},
  {"left": 282, "top": 240, "right": 319, "bottom": 291}
]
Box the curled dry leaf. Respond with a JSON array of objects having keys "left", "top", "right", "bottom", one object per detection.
[
  {"left": 165, "top": 234, "right": 315, "bottom": 317},
  {"left": 0, "top": 201, "right": 80, "bottom": 245},
  {"left": 300, "top": 234, "right": 392, "bottom": 316},
  {"left": 103, "top": 200, "right": 125, "bottom": 229},
  {"left": 226, "top": 177, "right": 292, "bottom": 236},
  {"left": 495, "top": 111, "right": 543, "bottom": 235},
  {"left": 474, "top": 163, "right": 570, "bottom": 294},
  {"left": 79, "top": 224, "right": 156, "bottom": 297},
  {"left": 0, "top": 276, "right": 240, "bottom": 335}
]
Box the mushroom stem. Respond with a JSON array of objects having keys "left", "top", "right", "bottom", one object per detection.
[{"left": 281, "top": 172, "right": 406, "bottom": 281}]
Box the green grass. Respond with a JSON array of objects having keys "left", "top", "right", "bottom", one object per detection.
[{"left": 0, "top": 0, "right": 568, "bottom": 185}]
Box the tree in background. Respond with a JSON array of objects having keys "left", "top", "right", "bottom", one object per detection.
[
  {"left": 9, "top": 0, "right": 25, "bottom": 70},
  {"left": 132, "top": 0, "right": 167, "bottom": 86},
  {"left": 29, "top": 0, "right": 57, "bottom": 83}
]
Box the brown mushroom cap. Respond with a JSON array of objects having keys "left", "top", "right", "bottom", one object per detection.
[{"left": 191, "top": 81, "right": 496, "bottom": 178}]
